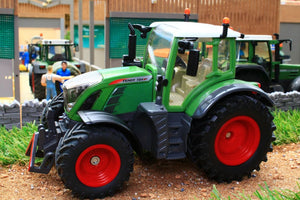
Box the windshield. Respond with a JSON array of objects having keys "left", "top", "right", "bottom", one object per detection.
[
  {"left": 47, "top": 45, "right": 71, "bottom": 61},
  {"left": 145, "top": 29, "right": 173, "bottom": 75}
]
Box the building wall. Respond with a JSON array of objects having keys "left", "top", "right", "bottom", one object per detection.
[
  {"left": 280, "top": 23, "right": 300, "bottom": 64},
  {"left": 280, "top": 5, "right": 300, "bottom": 64},
  {"left": 0, "top": 0, "right": 20, "bottom": 101},
  {"left": 107, "top": 0, "right": 280, "bottom": 34},
  {"left": 73, "top": 0, "right": 105, "bottom": 21},
  {"left": 18, "top": 3, "right": 69, "bottom": 19},
  {"left": 19, "top": 27, "right": 61, "bottom": 51}
]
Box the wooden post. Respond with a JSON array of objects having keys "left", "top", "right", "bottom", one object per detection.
[
  {"left": 79, "top": 0, "right": 83, "bottom": 60},
  {"left": 90, "top": 0, "right": 94, "bottom": 65}
]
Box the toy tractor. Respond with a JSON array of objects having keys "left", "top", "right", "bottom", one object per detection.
[
  {"left": 235, "top": 34, "right": 300, "bottom": 92},
  {"left": 26, "top": 18, "right": 276, "bottom": 199},
  {"left": 28, "top": 37, "right": 86, "bottom": 100}
]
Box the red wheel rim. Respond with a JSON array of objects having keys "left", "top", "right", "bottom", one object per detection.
[
  {"left": 214, "top": 116, "right": 260, "bottom": 166},
  {"left": 75, "top": 144, "right": 121, "bottom": 187}
]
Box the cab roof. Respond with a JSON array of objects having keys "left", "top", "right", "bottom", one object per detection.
[
  {"left": 42, "top": 39, "right": 73, "bottom": 45},
  {"left": 150, "top": 21, "right": 242, "bottom": 38},
  {"left": 236, "top": 34, "right": 272, "bottom": 41}
]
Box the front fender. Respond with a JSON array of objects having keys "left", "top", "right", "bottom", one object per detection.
[
  {"left": 191, "top": 83, "right": 274, "bottom": 119},
  {"left": 78, "top": 110, "right": 142, "bottom": 155}
]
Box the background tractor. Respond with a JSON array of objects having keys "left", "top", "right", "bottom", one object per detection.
[
  {"left": 28, "top": 37, "right": 86, "bottom": 100},
  {"left": 235, "top": 34, "right": 300, "bottom": 92},
  {"left": 26, "top": 18, "right": 276, "bottom": 199}
]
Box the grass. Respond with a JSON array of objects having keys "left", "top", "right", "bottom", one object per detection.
[
  {"left": 0, "top": 123, "right": 37, "bottom": 166},
  {"left": 273, "top": 109, "right": 300, "bottom": 145},
  {"left": 210, "top": 182, "right": 300, "bottom": 200}
]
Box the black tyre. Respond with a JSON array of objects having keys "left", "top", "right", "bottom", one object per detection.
[
  {"left": 55, "top": 123, "right": 84, "bottom": 169},
  {"left": 188, "top": 95, "right": 276, "bottom": 182},
  {"left": 33, "top": 73, "right": 46, "bottom": 100},
  {"left": 40, "top": 93, "right": 64, "bottom": 128},
  {"left": 29, "top": 65, "right": 33, "bottom": 92},
  {"left": 56, "top": 126, "right": 134, "bottom": 199},
  {"left": 236, "top": 71, "right": 270, "bottom": 92}
]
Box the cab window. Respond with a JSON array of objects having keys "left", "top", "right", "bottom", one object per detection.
[{"left": 169, "top": 38, "right": 213, "bottom": 106}]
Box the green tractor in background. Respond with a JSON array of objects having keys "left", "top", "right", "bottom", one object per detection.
[
  {"left": 28, "top": 37, "right": 86, "bottom": 100},
  {"left": 26, "top": 17, "right": 276, "bottom": 199},
  {"left": 235, "top": 34, "right": 300, "bottom": 92}
]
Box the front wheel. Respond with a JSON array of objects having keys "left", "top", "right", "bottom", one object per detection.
[
  {"left": 188, "top": 95, "right": 276, "bottom": 182},
  {"left": 55, "top": 126, "right": 134, "bottom": 199}
]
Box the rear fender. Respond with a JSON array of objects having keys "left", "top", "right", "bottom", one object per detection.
[
  {"left": 32, "top": 62, "right": 47, "bottom": 74},
  {"left": 192, "top": 83, "right": 274, "bottom": 119},
  {"left": 78, "top": 111, "right": 142, "bottom": 155},
  {"left": 236, "top": 64, "right": 270, "bottom": 81}
]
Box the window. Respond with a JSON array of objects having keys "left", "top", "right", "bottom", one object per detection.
[
  {"left": 218, "top": 39, "right": 230, "bottom": 72},
  {"left": 236, "top": 41, "right": 248, "bottom": 61},
  {"left": 169, "top": 38, "right": 213, "bottom": 106},
  {"left": 255, "top": 42, "right": 270, "bottom": 62},
  {"left": 47, "top": 46, "right": 68, "bottom": 61},
  {"left": 145, "top": 29, "right": 173, "bottom": 75}
]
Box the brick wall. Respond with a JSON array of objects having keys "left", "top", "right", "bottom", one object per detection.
[{"left": 1, "top": 91, "right": 300, "bottom": 129}]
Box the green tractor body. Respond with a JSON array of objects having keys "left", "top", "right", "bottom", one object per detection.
[
  {"left": 235, "top": 34, "right": 300, "bottom": 92},
  {"left": 28, "top": 38, "right": 86, "bottom": 100},
  {"left": 26, "top": 20, "right": 276, "bottom": 199}
]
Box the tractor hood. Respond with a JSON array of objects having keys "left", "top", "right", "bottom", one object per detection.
[
  {"left": 63, "top": 70, "right": 103, "bottom": 90},
  {"left": 63, "top": 66, "right": 153, "bottom": 114},
  {"left": 99, "top": 66, "right": 152, "bottom": 86}
]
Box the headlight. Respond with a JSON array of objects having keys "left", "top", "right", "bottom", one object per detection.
[{"left": 63, "top": 71, "right": 103, "bottom": 111}]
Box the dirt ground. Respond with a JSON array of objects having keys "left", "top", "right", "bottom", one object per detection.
[{"left": 0, "top": 143, "right": 299, "bottom": 200}]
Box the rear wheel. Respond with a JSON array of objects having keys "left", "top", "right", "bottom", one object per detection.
[
  {"left": 33, "top": 73, "right": 46, "bottom": 100},
  {"left": 188, "top": 95, "right": 276, "bottom": 182},
  {"left": 56, "top": 126, "right": 134, "bottom": 199}
]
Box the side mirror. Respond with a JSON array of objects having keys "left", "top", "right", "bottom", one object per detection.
[
  {"left": 178, "top": 40, "right": 194, "bottom": 54},
  {"left": 186, "top": 49, "right": 199, "bottom": 76}
]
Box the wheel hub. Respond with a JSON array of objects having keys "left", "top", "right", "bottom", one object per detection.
[
  {"left": 214, "top": 116, "right": 261, "bottom": 166},
  {"left": 90, "top": 156, "right": 100, "bottom": 165},
  {"left": 225, "top": 132, "right": 232, "bottom": 139}
]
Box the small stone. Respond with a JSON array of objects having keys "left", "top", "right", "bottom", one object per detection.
[
  {"left": 273, "top": 174, "right": 280, "bottom": 179},
  {"left": 140, "top": 193, "right": 148, "bottom": 198},
  {"left": 56, "top": 191, "right": 63, "bottom": 196},
  {"left": 149, "top": 193, "right": 155, "bottom": 198},
  {"left": 175, "top": 175, "right": 181, "bottom": 179},
  {"left": 0, "top": 174, "right": 8, "bottom": 179},
  {"left": 202, "top": 188, "right": 207, "bottom": 192},
  {"left": 141, "top": 172, "right": 147, "bottom": 177},
  {"left": 291, "top": 165, "right": 298, "bottom": 169}
]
